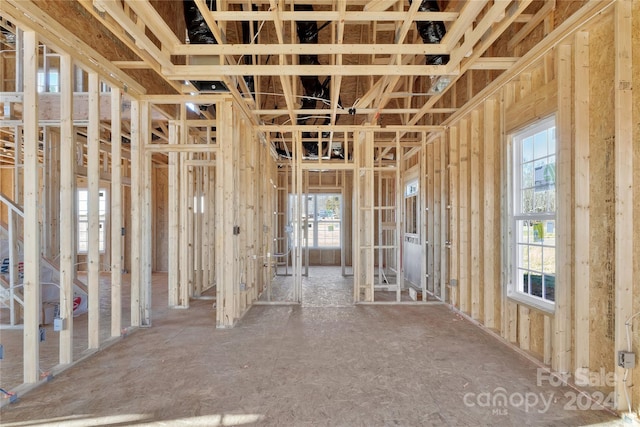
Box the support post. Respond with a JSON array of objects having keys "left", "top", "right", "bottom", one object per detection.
[
  {"left": 553, "top": 44, "right": 573, "bottom": 374},
  {"left": 22, "top": 30, "right": 40, "bottom": 383},
  {"left": 167, "top": 121, "right": 179, "bottom": 307},
  {"left": 130, "top": 99, "right": 141, "bottom": 327},
  {"left": 573, "top": 31, "right": 590, "bottom": 371},
  {"left": 87, "top": 72, "right": 100, "bottom": 349},
  {"left": 216, "top": 98, "right": 238, "bottom": 326},
  {"left": 613, "top": 0, "right": 634, "bottom": 411},
  {"left": 59, "top": 53, "right": 75, "bottom": 362},
  {"left": 110, "top": 87, "right": 123, "bottom": 337}
]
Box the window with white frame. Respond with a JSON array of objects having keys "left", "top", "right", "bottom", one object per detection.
[
  {"left": 77, "top": 189, "right": 107, "bottom": 253},
  {"left": 511, "top": 117, "right": 556, "bottom": 310},
  {"left": 405, "top": 180, "right": 419, "bottom": 235},
  {"left": 289, "top": 193, "right": 342, "bottom": 248}
]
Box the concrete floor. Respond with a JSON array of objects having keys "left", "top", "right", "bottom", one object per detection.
[{"left": 0, "top": 268, "right": 624, "bottom": 426}]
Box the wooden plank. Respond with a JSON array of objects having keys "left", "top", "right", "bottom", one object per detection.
[
  {"left": 201, "top": 164, "right": 210, "bottom": 293},
  {"left": 439, "top": 135, "right": 448, "bottom": 302},
  {"left": 483, "top": 99, "right": 498, "bottom": 330},
  {"left": 573, "top": 31, "right": 590, "bottom": 371},
  {"left": 2, "top": 0, "right": 146, "bottom": 95},
  {"left": 443, "top": 0, "right": 615, "bottom": 127},
  {"left": 110, "top": 87, "right": 122, "bottom": 338},
  {"left": 129, "top": 99, "right": 141, "bottom": 327},
  {"left": 508, "top": 301, "right": 518, "bottom": 344},
  {"left": 519, "top": 306, "right": 530, "bottom": 351},
  {"left": 500, "top": 85, "right": 513, "bottom": 340},
  {"left": 22, "top": 30, "right": 39, "bottom": 383},
  {"left": 87, "top": 72, "right": 100, "bottom": 349},
  {"left": 470, "top": 109, "right": 481, "bottom": 321},
  {"left": 613, "top": 0, "right": 634, "bottom": 411},
  {"left": 167, "top": 121, "right": 179, "bottom": 306},
  {"left": 140, "top": 102, "right": 152, "bottom": 326},
  {"left": 458, "top": 118, "right": 469, "bottom": 314},
  {"left": 216, "top": 99, "right": 238, "bottom": 327},
  {"left": 507, "top": 0, "right": 556, "bottom": 51},
  {"left": 58, "top": 53, "right": 75, "bottom": 363},
  {"left": 505, "top": 80, "right": 557, "bottom": 132},
  {"left": 168, "top": 63, "right": 453, "bottom": 79},
  {"left": 448, "top": 126, "right": 459, "bottom": 307},
  {"left": 544, "top": 315, "right": 552, "bottom": 365},
  {"left": 433, "top": 136, "right": 442, "bottom": 299},
  {"left": 553, "top": 44, "right": 573, "bottom": 374},
  {"left": 425, "top": 140, "right": 434, "bottom": 297}
]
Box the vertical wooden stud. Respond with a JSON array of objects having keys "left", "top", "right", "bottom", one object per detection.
[
  {"left": 110, "top": 88, "right": 122, "bottom": 337},
  {"left": 470, "top": 110, "right": 482, "bottom": 321},
  {"left": 87, "top": 72, "right": 100, "bottom": 349},
  {"left": 554, "top": 44, "right": 573, "bottom": 374},
  {"left": 574, "top": 31, "right": 590, "bottom": 371},
  {"left": 483, "top": 99, "right": 498, "bottom": 330},
  {"left": 168, "top": 120, "right": 180, "bottom": 306},
  {"left": 459, "top": 118, "right": 469, "bottom": 314},
  {"left": 129, "top": 99, "right": 141, "bottom": 327},
  {"left": 613, "top": 0, "right": 634, "bottom": 411},
  {"left": 448, "top": 125, "right": 459, "bottom": 307},
  {"left": 22, "top": 30, "right": 39, "bottom": 383},
  {"left": 59, "top": 53, "right": 75, "bottom": 362}
]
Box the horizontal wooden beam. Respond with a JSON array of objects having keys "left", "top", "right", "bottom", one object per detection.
[
  {"left": 168, "top": 64, "right": 456, "bottom": 78},
  {"left": 176, "top": 43, "right": 449, "bottom": 56},
  {"left": 468, "top": 57, "right": 520, "bottom": 70},
  {"left": 201, "top": 10, "right": 459, "bottom": 22}
]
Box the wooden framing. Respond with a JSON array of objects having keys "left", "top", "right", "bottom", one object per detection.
[
  {"left": 1, "top": 0, "right": 639, "bottom": 415},
  {"left": 554, "top": 43, "right": 573, "bottom": 374},
  {"left": 613, "top": 0, "right": 634, "bottom": 411},
  {"left": 110, "top": 87, "right": 122, "bottom": 338},
  {"left": 22, "top": 29, "right": 39, "bottom": 383},
  {"left": 58, "top": 52, "right": 75, "bottom": 363},
  {"left": 573, "top": 31, "right": 590, "bottom": 371},
  {"left": 87, "top": 72, "right": 100, "bottom": 349},
  {"left": 470, "top": 109, "right": 481, "bottom": 321}
]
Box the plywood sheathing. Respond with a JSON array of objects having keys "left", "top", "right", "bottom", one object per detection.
[
  {"left": 33, "top": 0, "right": 178, "bottom": 96},
  {"left": 632, "top": 0, "right": 640, "bottom": 408},
  {"left": 587, "top": 12, "right": 616, "bottom": 382}
]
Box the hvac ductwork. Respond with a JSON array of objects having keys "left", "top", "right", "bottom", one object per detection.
[
  {"left": 294, "top": 4, "right": 334, "bottom": 156},
  {"left": 184, "top": 0, "right": 257, "bottom": 94},
  {"left": 409, "top": 0, "right": 449, "bottom": 65},
  {"left": 183, "top": 0, "right": 227, "bottom": 92}
]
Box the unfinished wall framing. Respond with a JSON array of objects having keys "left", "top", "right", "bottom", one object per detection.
[
  {"left": 442, "top": 4, "right": 640, "bottom": 412},
  {"left": 0, "top": 0, "right": 639, "bottom": 418}
]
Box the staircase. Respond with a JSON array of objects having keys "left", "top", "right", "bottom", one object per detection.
[{"left": 0, "top": 192, "right": 88, "bottom": 327}]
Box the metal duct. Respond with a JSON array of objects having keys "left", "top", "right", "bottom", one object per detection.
[
  {"left": 409, "top": 0, "right": 449, "bottom": 65},
  {"left": 240, "top": 5, "right": 259, "bottom": 96},
  {"left": 183, "top": 0, "right": 228, "bottom": 92},
  {"left": 184, "top": 1, "right": 259, "bottom": 94},
  {"left": 294, "top": 4, "right": 332, "bottom": 156}
]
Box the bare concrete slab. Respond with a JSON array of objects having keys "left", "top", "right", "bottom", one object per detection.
[{"left": 0, "top": 275, "right": 622, "bottom": 426}]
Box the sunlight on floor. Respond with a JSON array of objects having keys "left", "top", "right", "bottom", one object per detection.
[{"left": 2, "top": 413, "right": 264, "bottom": 427}]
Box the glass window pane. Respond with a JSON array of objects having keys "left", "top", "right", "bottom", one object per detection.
[
  {"left": 528, "top": 245, "right": 543, "bottom": 273},
  {"left": 544, "top": 220, "right": 556, "bottom": 244},
  {"left": 521, "top": 189, "right": 534, "bottom": 213},
  {"left": 517, "top": 220, "right": 531, "bottom": 244},
  {"left": 519, "top": 269, "right": 530, "bottom": 294},
  {"left": 522, "top": 137, "right": 534, "bottom": 162},
  {"left": 544, "top": 275, "right": 555, "bottom": 302},
  {"left": 548, "top": 127, "right": 556, "bottom": 153},
  {"left": 534, "top": 131, "right": 547, "bottom": 158},
  {"left": 521, "top": 162, "right": 534, "bottom": 189},
  {"left": 518, "top": 244, "right": 529, "bottom": 270},
  {"left": 543, "top": 247, "right": 556, "bottom": 275},
  {"left": 530, "top": 273, "right": 543, "bottom": 298}
]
